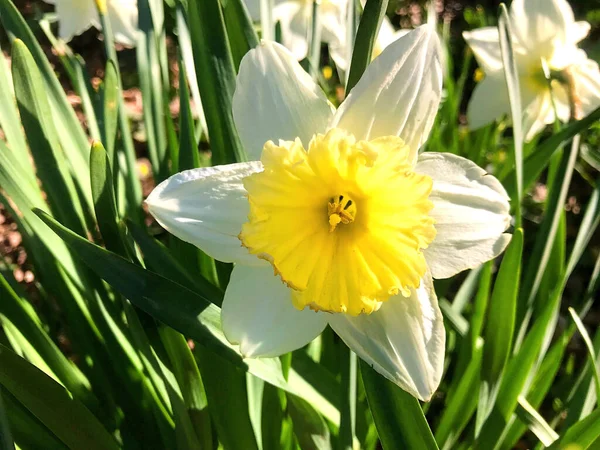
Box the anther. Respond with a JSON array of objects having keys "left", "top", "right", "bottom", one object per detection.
[{"left": 327, "top": 194, "right": 357, "bottom": 232}]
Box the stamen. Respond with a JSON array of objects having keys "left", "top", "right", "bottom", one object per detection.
[{"left": 328, "top": 194, "right": 357, "bottom": 232}]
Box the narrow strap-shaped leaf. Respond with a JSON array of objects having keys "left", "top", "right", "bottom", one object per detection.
[
  {"left": 434, "top": 341, "right": 483, "bottom": 449},
  {"left": 569, "top": 308, "right": 600, "bottom": 402},
  {"left": 33, "top": 209, "right": 294, "bottom": 393},
  {"left": 0, "top": 344, "right": 119, "bottom": 450},
  {"left": 515, "top": 397, "right": 558, "bottom": 447},
  {"left": 95, "top": 2, "right": 143, "bottom": 222},
  {"left": 11, "top": 39, "right": 87, "bottom": 237},
  {"left": 187, "top": 0, "right": 247, "bottom": 164},
  {"left": 99, "top": 61, "right": 119, "bottom": 167},
  {"left": 549, "top": 407, "right": 600, "bottom": 450},
  {"left": 159, "top": 327, "right": 212, "bottom": 449},
  {"left": 0, "top": 0, "right": 92, "bottom": 182},
  {"left": 500, "top": 105, "right": 600, "bottom": 194},
  {"left": 497, "top": 3, "right": 523, "bottom": 227},
  {"left": 127, "top": 220, "right": 219, "bottom": 297},
  {"left": 0, "top": 274, "right": 97, "bottom": 412},
  {"left": 90, "top": 142, "right": 131, "bottom": 258},
  {"left": 222, "top": 0, "right": 260, "bottom": 70},
  {"left": 477, "top": 228, "right": 523, "bottom": 430},
  {"left": 338, "top": 348, "right": 357, "bottom": 450},
  {"left": 1, "top": 390, "right": 67, "bottom": 450},
  {"left": 0, "top": 389, "right": 15, "bottom": 450},
  {"left": 195, "top": 347, "right": 260, "bottom": 450},
  {"left": 361, "top": 362, "right": 439, "bottom": 450},
  {"left": 287, "top": 394, "right": 332, "bottom": 450},
  {"left": 516, "top": 137, "right": 580, "bottom": 348},
  {"left": 345, "top": 0, "right": 390, "bottom": 93}
]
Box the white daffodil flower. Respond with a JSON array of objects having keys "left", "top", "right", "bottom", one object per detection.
[
  {"left": 244, "top": 0, "right": 405, "bottom": 72},
  {"left": 463, "top": 0, "right": 600, "bottom": 141},
  {"left": 147, "top": 27, "right": 511, "bottom": 401},
  {"left": 245, "top": 0, "right": 347, "bottom": 63},
  {"left": 43, "top": 0, "right": 139, "bottom": 46}
]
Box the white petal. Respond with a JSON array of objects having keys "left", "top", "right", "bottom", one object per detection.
[
  {"left": 222, "top": 265, "right": 327, "bottom": 358},
  {"left": 331, "top": 25, "right": 443, "bottom": 162},
  {"left": 569, "top": 21, "right": 591, "bottom": 44},
  {"left": 319, "top": 0, "right": 347, "bottom": 48},
  {"left": 146, "top": 162, "right": 263, "bottom": 265},
  {"left": 415, "top": 153, "right": 511, "bottom": 279},
  {"left": 521, "top": 88, "right": 568, "bottom": 141},
  {"left": 274, "top": 2, "right": 310, "bottom": 60},
  {"left": 54, "top": 0, "right": 98, "bottom": 42},
  {"left": 232, "top": 41, "right": 334, "bottom": 161},
  {"left": 107, "top": 0, "right": 139, "bottom": 47},
  {"left": 329, "top": 273, "right": 445, "bottom": 401},
  {"left": 466, "top": 73, "right": 510, "bottom": 130},
  {"left": 462, "top": 27, "right": 503, "bottom": 73},
  {"left": 571, "top": 58, "right": 600, "bottom": 118},
  {"left": 509, "top": 0, "right": 574, "bottom": 59}
]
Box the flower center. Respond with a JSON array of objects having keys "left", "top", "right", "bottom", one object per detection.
[
  {"left": 328, "top": 194, "right": 356, "bottom": 232},
  {"left": 240, "top": 128, "right": 436, "bottom": 316}
]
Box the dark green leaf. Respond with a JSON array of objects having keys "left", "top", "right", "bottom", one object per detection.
[
  {"left": 549, "top": 407, "right": 600, "bottom": 450},
  {"left": 478, "top": 228, "right": 523, "bottom": 427},
  {"left": 195, "top": 347, "right": 259, "bottom": 450},
  {"left": 187, "top": 0, "right": 246, "bottom": 164},
  {"left": 0, "top": 274, "right": 97, "bottom": 412},
  {"left": 361, "top": 362, "right": 438, "bottom": 450},
  {"left": 0, "top": 389, "right": 15, "bottom": 450},
  {"left": 0, "top": 344, "right": 119, "bottom": 450},
  {"left": 90, "top": 142, "right": 130, "bottom": 257},
  {"left": 288, "top": 394, "right": 331, "bottom": 450},
  {"left": 221, "top": 0, "right": 260, "bottom": 70},
  {"left": 11, "top": 39, "right": 87, "bottom": 236},
  {"left": 501, "top": 105, "right": 600, "bottom": 195},
  {"left": 34, "top": 209, "right": 291, "bottom": 392},
  {"left": 346, "top": 0, "right": 390, "bottom": 93}
]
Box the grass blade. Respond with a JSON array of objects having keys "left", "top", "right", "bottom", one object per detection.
[
  {"left": 187, "top": 0, "right": 246, "bottom": 164},
  {"left": 0, "top": 389, "right": 15, "bottom": 450},
  {"left": 515, "top": 396, "right": 558, "bottom": 447},
  {"left": 287, "top": 394, "right": 331, "bottom": 450},
  {"left": 346, "top": 0, "right": 389, "bottom": 93},
  {"left": 569, "top": 307, "right": 600, "bottom": 402},
  {"left": 361, "top": 362, "right": 439, "bottom": 450},
  {"left": 0, "top": 344, "right": 119, "bottom": 450},
  {"left": 0, "top": 274, "right": 97, "bottom": 412},
  {"left": 477, "top": 228, "right": 523, "bottom": 430},
  {"left": 500, "top": 105, "right": 600, "bottom": 195},
  {"left": 222, "top": 0, "right": 260, "bottom": 70},
  {"left": 33, "top": 209, "right": 295, "bottom": 391},
  {"left": 11, "top": 39, "right": 88, "bottom": 236},
  {"left": 549, "top": 407, "right": 600, "bottom": 450},
  {"left": 497, "top": 3, "right": 523, "bottom": 227}
]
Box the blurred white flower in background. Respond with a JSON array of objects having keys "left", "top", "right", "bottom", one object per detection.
[
  {"left": 146, "top": 27, "right": 511, "bottom": 401},
  {"left": 463, "top": 0, "right": 600, "bottom": 141},
  {"left": 245, "top": 0, "right": 347, "bottom": 63},
  {"left": 43, "top": 0, "right": 139, "bottom": 46},
  {"left": 244, "top": 0, "right": 414, "bottom": 73}
]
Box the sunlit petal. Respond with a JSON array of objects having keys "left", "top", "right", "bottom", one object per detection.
[
  {"left": 415, "top": 153, "right": 511, "bottom": 279},
  {"left": 146, "top": 162, "right": 263, "bottom": 265},
  {"left": 222, "top": 265, "right": 327, "bottom": 358},
  {"left": 233, "top": 41, "right": 334, "bottom": 160},
  {"left": 331, "top": 25, "right": 443, "bottom": 162},
  {"left": 329, "top": 273, "right": 444, "bottom": 401}
]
